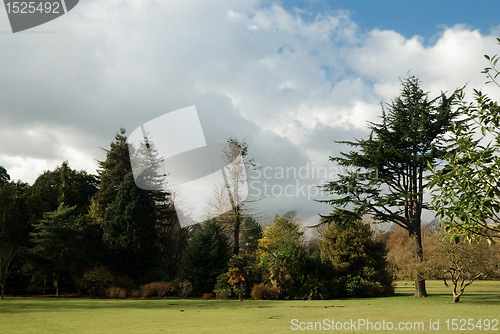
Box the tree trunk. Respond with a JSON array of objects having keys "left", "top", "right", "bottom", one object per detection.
[
  {"left": 233, "top": 206, "right": 241, "bottom": 255},
  {"left": 412, "top": 223, "right": 428, "bottom": 297},
  {"left": 453, "top": 294, "right": 461, "bottom": 303}
]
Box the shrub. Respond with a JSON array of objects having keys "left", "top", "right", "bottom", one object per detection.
[
  {"left": 178, "top": 280, "right": 192, "bottom": 298},
  {"left": 202, "top": 293, "right": 213, "bottom": 300},
  {"left": 213, "top": 273, "right": 233, "bottom": 299},
  {"left": 139, "top": 281, "right": 173, "bottom": 298},
  {"left": 114, "top": 276, "right": 136, "bottom": 292},
  {"left": 345, "top": 275, "right": 375, "bottom": 298},
  {"left": 79, "top": 267, "right": 115, "bottom": 297},
  {"left": 300, "top": 278, "right": 328, "bottom": 300},
  {"left": 130, "top": 289, "right": 141, "bottom": 298},
  {"left": 250, "top": 283, "right": 279, "bottom": 300},
  {"left": 105, "top": 286, "right": 127, "bottom": 299}
]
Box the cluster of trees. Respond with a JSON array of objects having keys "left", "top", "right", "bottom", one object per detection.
[
  {"left": 0, "top": 130, "right": 393, "bottom": 300},
  {"left": 0, "top": 130, "right": 189, "bottom": 298},
  {"left": 194, "top": 213, "right": 393, "bottom": 300},
  {"left": 322, "top": 40, "right": 500, "bottom": 299}
]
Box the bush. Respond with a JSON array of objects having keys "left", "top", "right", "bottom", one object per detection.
[
  {"left": 202, "top": 293, "right": 213, "bottom": 300},
  {"left": 178, "top": 280, "right": 193, "bottom": 298},
  {"left": 79, "top": 267, "right": 115, "bottom": 297},
  {"left": 172, "top": 279, "right": 193, "bottom": 298},
  {"left": 345, "top": 275, "right": 375, "bottom": 298},
  {"left": 114, "top": 276, "right": 136, "bottom": 291},
  {"left": 105, "top": 286, "right": 127, "bottom": 299},
  {"left": 139, "top": 281, "right": 173, "bottom": 298},
  {"left": 213, "top": 273, "right": 233, "bottom": 299},
  {"left": 300, "top": 278, "right": 328, "bottom": 300},
  {"left": 250, "top": 283, "right": 279, "bottom": 300}
]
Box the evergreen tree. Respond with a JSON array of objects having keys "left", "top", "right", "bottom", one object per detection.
[
  {"left": 26, "top": 162, "right": 98, "bottom": 223},
  {"left": 239, "top": 217, "right": 263, "bottom": 254},
  {"left": 322, "top": 76, "right": 457, "bottom": 297},
  {"left": 102, "top": 172, "right": 159, "bottom": 282},
  {"left": 320, "top": 211, "right": 393, "bottom": 296},
  {"left": 0, "top": 166, "right": 10, "bottom": 189},
  {"left": 28, "top": 204, "right": 86, "bottom": 295},
  {"left": 89, "top": 128, "right": 131, "bottom": 225},
  {"left": 179, "top": 220, "right": 231, "bottom": 295}
]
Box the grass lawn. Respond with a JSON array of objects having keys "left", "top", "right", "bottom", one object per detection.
[{"left": 0, "top": 280, "right": 498, "bottom": 333}]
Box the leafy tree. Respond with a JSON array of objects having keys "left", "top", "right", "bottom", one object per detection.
[
  {"left": 319, "top": 211, "right": 393, "bottom": 296},
  {"left": 425, "top": 236, "right": 499, "bottom": 302},
  {"left": 429, "top": 41, "right": 500, "bottom": 242},
  {"left": 322, "top": 76, "right": 458, "bottom": 297},
  {"left": 26, "top": 162, "right": 98, "bottom": 223},
  {"left": 102, "top": 172, "right": 159, "bottom": 282},
  {"left": 257, "top": 215, "right": 303, "bottom": 257},
  {"left": 0, "top": 175, "right": 29, "bottom": 299},
  {"left": 179, "top": 220, "right": 231, "bottom": 295},
  {"left": 28, "top": 203, "right": 86, "bottom": 295},
  {"left": 256, "top": 215, "right": 307, "bottom": 299}
]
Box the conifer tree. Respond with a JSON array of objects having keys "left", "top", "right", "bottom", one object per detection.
[
  {"left": 320, "top": 211, "right": 393, "bottom": 296},
  {"left": 179, "top": 220, "right": 230, "bottom": 295},
  {"left": 322, "top": 76, "right": 458, "bottom": 297},
  {"left": 102, "top": 172, "right": 159, "bottom": 282},
  {"left": 89, "top": 128, "right": 131, "bottom": 225}
]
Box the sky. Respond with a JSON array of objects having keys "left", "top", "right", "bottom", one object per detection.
[{"left": 1, "top": 0, "right": 499, "bottom": 225}]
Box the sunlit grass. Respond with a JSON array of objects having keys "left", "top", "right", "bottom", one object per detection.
[{"left": 0, "top": 280, "right": 498, "bottom": 333}]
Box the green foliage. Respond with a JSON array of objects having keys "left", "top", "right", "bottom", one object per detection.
[
  {"left": 79, "top": 266, "right": 115, "bottom": 297},
  {"left": 28, "top": 203, "right": 87, "bottom": 295},
  {"left": 322, "top": 76, "right": 457, "bottom": 297},
  {"left": 227, "top": 254, "right": 255, "bottom": 300},
  {"left": 239, "top": 217, "right": 262, "bottom": 254},
  {"left": 0, "top": 166, "right": 10, "bottom": 189},
  {"left": 102, "top": 172, "right": 159, "bottom": 282},
  {"left": 320, "top": 214, "right": 393, "bottom": 297},
  {"left": 0, "top": 179, "right": 30, "bottom": 298},
  {"left": 90, "top": 128, "right": 131, "bottom": 225},
  {"left": 26, "top": 162, "right": 98, "bottom": 222},
  {"left": 179, "top": 221, "right": 231, "bottom": 295},
  {"left": 257, "top": 215, "right": 303, "bottom": 256},
  {"left": 429, "top": 89, "right": 500, "bottom": 242},
  {"left": 259, "top": 241, "right": 307, "bottom": 299},
  {"left": 213, "top": 273, "right": 233, "bottom": 299}
]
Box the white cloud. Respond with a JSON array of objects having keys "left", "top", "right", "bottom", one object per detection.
[{"left": 0, "top": 0, "right": 499, "bottom": 221}]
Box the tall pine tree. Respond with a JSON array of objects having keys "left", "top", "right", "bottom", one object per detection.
[{"left": 102, "top": 172, "right": 160, "bottom": 282}]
